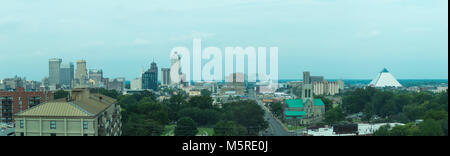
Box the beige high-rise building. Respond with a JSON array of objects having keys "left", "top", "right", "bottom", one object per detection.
[
  {"left": 73, "top": 60, "right": 89, "bottom": 88},
  {"left": 14, "top": 88, "right": 122, "bottom": 136},
  {"left": 161, "top": 68, "right": 171, "bottom": 86}
]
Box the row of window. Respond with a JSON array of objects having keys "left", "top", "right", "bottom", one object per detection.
[
  {"left": 20, "top": 133, "right": 89, "bottom": 136},
  {"left": 19, "top": 120, "right": 89, "bottom": 130}
]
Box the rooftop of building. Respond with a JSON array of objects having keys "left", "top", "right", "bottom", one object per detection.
[
  {"left": 285, "top": 98, "right": 325, "bottom": 108},
  {"left": 15, "top": 89, "right": 116, "bottom": 118}
]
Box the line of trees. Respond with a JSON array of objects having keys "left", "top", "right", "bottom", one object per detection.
[
  {"left": 118, "top": 89, "right": 268, "bottom": 136},
  {"left": 342, "top": 87, "right": 448, "bottom": 136}
]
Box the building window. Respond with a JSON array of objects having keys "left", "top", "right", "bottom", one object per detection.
[
  {"left": 28, "top": 96, "right": 41, "bottom": 108},
  {"left": 83, "top": 121, "right": 88, "bottom": 129},
  {"left": 50, "top": 121, "right": 56, "bottom": 129},
  {"left": 83, "top": 134, "right": 88, "bottom": 136},
  {"left": 50, "top": 133, "right": 56, "bottom": 136},
  {"left": 20, "top": 132, "right": 24, "bottom": 136},
  {"left": 20, "top": 120, "right": 24, "bottom": 128}
]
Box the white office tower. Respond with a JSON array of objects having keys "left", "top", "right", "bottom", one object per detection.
[
  {"left": 130, "top": 78, "right": 142, "bottom": 90},
  {"left": 170, "top": 52, "right": 182, "bottom": 86},
  {"left": 369, "top": 68, "right": 402, "bottom": 88}
]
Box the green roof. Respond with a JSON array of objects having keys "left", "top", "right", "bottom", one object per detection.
[
  {"left": 285, "top": 111, "right": 306, "bottom": 117},
  {"left": 285, "top": 99, "right": 304, "bottom": 108},
  {"left": 285, "top": 98, "right": 325, "bottom": 108},
  {"left": 314, "top": 99, "right": 325, "bottom": 106}
]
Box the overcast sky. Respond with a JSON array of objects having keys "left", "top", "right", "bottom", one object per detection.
[{"left": 0, "top": 0, "right": 448, "bottom": 81}]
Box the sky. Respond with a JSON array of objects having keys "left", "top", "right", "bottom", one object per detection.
[{"left": 0, "top": 0, "right": 448, "bottom": 81}]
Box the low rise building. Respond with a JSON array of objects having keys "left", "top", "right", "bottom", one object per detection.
[
  {"left": 14, "top": 88, "right": 121, "bottom": 136},
  {"left": 284, "top": 98, "right": 325, "bottom": 125},
  {"left": 107, "top": 78, "right": 125, "bottom": 93},
  {"left": 0, "top": 87, "right": 53, "bottom": 123},
  {"left": 284, "top": 72, "right": 325, "bottom": 126}
]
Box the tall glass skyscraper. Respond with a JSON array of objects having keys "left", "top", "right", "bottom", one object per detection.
[
  {"left": 60, "top": 62, "right": 74, "bottom": 87},
  {"left": 48, "top": 58, "right": 62, "bottom": 85},
  {"left": 142, "top": 61, "right": 158, "bottom": 91}
]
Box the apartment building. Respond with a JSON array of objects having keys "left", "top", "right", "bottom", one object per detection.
[
  {"left": 0, "top": 87, "right": 53, "bottom": 123},
  {"left": 14, "top": 88, "right": 121, "bottom": 136}
]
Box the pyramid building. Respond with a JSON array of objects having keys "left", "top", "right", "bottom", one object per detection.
[{"left": 369, "top": 68, "right": 402, "bottom": 88}]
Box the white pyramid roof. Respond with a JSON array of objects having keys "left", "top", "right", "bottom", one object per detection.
[{"left": 369, "top": 68, "right": 402, "bottom": 88}]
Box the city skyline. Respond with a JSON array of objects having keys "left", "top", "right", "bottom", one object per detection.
[{"left": 0, "top": 0, "right": 448, "bottom": 81}]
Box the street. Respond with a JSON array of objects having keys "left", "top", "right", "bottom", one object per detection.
[{"left": 248, "top": 89, "right": 296, "bottom": 136}]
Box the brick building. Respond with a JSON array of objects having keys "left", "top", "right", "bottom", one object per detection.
[{"left": 0, "top": 87, "right": 53, "bottom": 123}]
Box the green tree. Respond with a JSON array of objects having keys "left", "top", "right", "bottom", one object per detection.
[
  {"left": 418, "top": 119, "right": 445, "bottom": 136},
  {"left": 222, "top": 100, "right": 268, "bottom": 135},
  {"left": 324, "top": 107, "right": 345, "bottom": 125},
  {"left": 342, "top": 87, "right": 377, "bottom": 114},
  {"left": 373, "top": 125, "right": 390, "bottom": 136},
  {"left": 270, "top": 102, "right": 284, "bottom": 117},
  {"left": 122, "top": 114, "right": 164, "bottom": 136},
  {"left": 188, "top": 96, "right": 214, "bottom": 109},
  {"left": 424, "top": 109, "right": 448, "bottom": 121},
  {"left": 175, "top": 117, "right": 198, "bottom": 136},
  {"left": 201, "top": 89, "right": 212, "bottom": 97},
  {"left": 54, "top": 90, "right": 69, "bottom": 99},
  {"left": 214, "top": 121, "right": 247, "bottom": 136},
  {"left": 179, "top": 107, "right": 220, "bottom": 126},
  {"left": 403, "top": 104, "right": 426, "bottom": 121},
  {"left": 167, "top": 94, "right": 187, "bottom": 122},
  {"left": 389, "top": 124, "right": 411, "bottom": 136},
  {"left": 137, "top": 98, "right": 169, "bottom": 125},
  {"left": 119, "top": 93, "right": 169, "bottom": 136},
  {"left": 316, "top": 95, "right": 333, "bottom": 112},
  {"left": 89, "top": 88, "right": 120, "bottom": 99}
]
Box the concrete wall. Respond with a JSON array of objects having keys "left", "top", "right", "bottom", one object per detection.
[{"left": 15, "top": 117, "right": 96, "bottom": 136}]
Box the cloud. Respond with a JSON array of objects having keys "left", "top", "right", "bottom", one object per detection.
[
  {"left": 81, "top": 41, "right": 106, "bottom": 47},
  {"left": 403, "top": 27, "right": 430, "bottom": 33},
  {"left": 132, "top": 38, "right": 151, "bottom": 45},
  {"left": 169, "top": 31, "right": 216, "bottom": 41},
  {"left": 357, "top": 30, "right": 382, "bottom": 38}
]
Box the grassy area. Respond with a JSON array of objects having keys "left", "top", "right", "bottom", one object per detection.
[
  {"left": 161, "top": 125, "right": 214, "bottom": 136},
  {"left": 197, "top": 128, "right": 214, "bottom": 136},
  {"left": 162, "top": 125, "right": 176, "bottom": 136},
  {"left": 284, "top": 123, "right": 306, "bottom": 131}
]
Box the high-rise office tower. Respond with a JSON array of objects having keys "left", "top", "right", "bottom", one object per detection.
[
  {"left": 48, "top": 58, "right": 62, "bottom": 85},
  {"left": 89, "top": 69, "right": 103, "bottom": 87},
  {"left": 74, "top": 60, "right": 89, "bottom": 88},
  {"left": 60, "top": 62, "right": 74, "bottom": 87},
  {"left": 170, "top": 52, "right": 182, "bottom": 85},
  {"left": 75, "top": 60, "right": 88, "bottom": 80},
  {"left": 142, "top": 61, "right": 158, "bottom": 91},
  {"left": 161, "top": 68, "right": 171, "bottom": 86},
  {"left": 171, "top": 52, "right": 181, "bottom": 68}
]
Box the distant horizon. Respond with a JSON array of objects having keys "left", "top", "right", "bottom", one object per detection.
[{"left": 1, "top": 70, "right": 448, "bottom": 82}]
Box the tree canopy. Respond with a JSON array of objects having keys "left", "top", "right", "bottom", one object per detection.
[{"left": 174, "top": 117, "right": 198, "bottom": 136}]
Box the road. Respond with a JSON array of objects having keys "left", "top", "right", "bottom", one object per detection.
[{"left": 248, "top": 89, "right": 296, "bottom": 136}]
